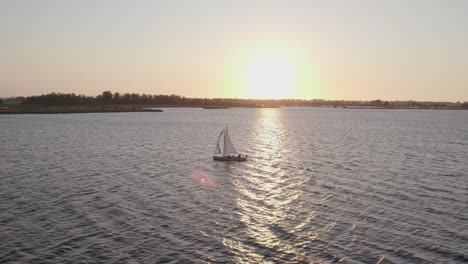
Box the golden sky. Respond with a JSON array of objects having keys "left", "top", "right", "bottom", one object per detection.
[{"left": 1, "top": 1, "right": 468, "bottom": 101}]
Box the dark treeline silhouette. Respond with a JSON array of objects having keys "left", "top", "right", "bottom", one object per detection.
[
  {"left": 21, "top": 91, "right": 269, "bottom": 107},
  {"left": 6, "top": 91, "right": 467, "bottom": 109}
]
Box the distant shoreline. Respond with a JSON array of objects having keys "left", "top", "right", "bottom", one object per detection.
[
  {"left": 2, "top": 91, "right": 466, "bottom": 110},
  {"left": 1, "top": 104, "right": 466, "bottom": 114},
  {"left": 0, "top": 106, "right": 163, "bottom": 114}
]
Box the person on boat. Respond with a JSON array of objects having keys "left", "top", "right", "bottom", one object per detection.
[{"left": 238, "top": 154, "right": 241, "bottom": 158}]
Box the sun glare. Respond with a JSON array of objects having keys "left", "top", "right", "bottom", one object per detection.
[
  {"left": 243, "top": 52, "right": 297, "bottom": 99},
  {"left": 224, "top": 41, "right": 320, "bottom": 99}
]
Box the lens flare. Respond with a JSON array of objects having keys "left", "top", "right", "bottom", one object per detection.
[{"left": 191, "top": 169, "right": 216, "bottom": 188}]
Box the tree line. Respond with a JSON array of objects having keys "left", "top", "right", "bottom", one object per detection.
[
  {"left": 2, "top": 91, "right": 467, "bottom": 109},
  {"left": 20, "top": 91, "right": 270, "bottom": 107}
]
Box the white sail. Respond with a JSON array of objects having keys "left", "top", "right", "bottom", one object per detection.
[
  {"left": 223, "top": 126, "right": 237, "bottom": 155},
  {"left": 214, "top": 130, "right": 223, "bottom": 155},
  {"left": 213, "top": 126, "right": 247, "bottom": 161}
]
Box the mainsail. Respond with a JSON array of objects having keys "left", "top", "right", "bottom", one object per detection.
[
  {"left": 213, "top": 127, "right": 238, "bottom": 156},
  {"left": 223, "top": 127, "right": 237, "bottom": 155}
]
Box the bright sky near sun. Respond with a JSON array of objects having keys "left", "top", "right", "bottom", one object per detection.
[{"left": 1, "top": 0, "right": 468, "bottom": 101}]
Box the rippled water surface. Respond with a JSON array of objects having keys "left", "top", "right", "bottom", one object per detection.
[{"left": 1, "top": 108, "right": 467, "bottom": 263}]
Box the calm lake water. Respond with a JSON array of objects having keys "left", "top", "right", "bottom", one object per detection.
[{"left": 1, "top": 108, "right": 467, "bottom": 263}]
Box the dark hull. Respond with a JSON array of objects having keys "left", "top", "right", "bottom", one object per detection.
[{"left": 213, "top": 155, "right": 247, "bottom": 162}]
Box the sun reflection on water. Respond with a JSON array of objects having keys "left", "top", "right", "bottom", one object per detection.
[{"left": 223, "top": 108, "right": 314, "bottom": 263}]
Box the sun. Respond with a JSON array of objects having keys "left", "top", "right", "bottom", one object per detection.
[
  {"left": 242, "top": 52, "right": 298, "bottom": 99},
  {"left": 223, "top": 41, "right": 321, "bottom": 99}
]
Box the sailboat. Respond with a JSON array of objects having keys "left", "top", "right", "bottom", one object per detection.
[{"left": 213, "top": 126, "right": 247, "bottom": 161}]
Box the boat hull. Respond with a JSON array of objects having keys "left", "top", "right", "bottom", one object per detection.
[{"left": 213, "top": 155, "right": 247, "bottom": 162}]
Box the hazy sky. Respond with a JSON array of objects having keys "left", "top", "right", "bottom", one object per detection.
[{"left": 1, "top": 0, "right": 467, "bottom": 101}]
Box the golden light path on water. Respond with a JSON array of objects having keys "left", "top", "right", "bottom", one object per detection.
[{"left": 222, "top": 109, "right": 318, "bottom": 263}]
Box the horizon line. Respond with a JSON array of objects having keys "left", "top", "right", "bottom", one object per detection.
[{"left": 0, "top": 91, "right": 466, "bottom": 103}]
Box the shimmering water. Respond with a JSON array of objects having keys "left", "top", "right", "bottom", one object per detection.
[{"left": 1, "top": 108, "right": 467, "bottom": 263}]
